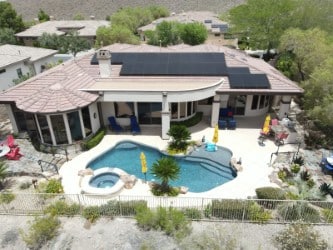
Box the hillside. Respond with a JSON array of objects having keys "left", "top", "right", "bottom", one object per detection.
[{"left": 7, "top": 0, "right": 245, "bottom": 21}]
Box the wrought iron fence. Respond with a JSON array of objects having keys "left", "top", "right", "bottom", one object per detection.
[{"left": 1, "top": 193, "right": 333, "bottom": 224}]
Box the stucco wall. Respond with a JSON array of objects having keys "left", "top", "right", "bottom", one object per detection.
[{"left": 8, "top": 0, "right": 245, "bottom": 21}]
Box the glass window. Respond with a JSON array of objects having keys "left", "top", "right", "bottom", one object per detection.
[
  {"left": 180, "top": 102, "right": 186, "bottom": 118},
  {"left": 50, "top": 115, "right": 68, "bottom": 144},
  {"left": 171, "top": 103, "right": 178, "bottom": 119},
  {"left": 251, "top": 95, "right": 259, "bottom": 110},
  {"left": 259, "top": 95, "right": 265, "bottom": 109},
  {"left": 264, "top": 95, "right": 270, "bottom": 107},
  {"left": 37, "top": 115, "right": 52, "bottom": 144},
  {"left": 67, "top": 111, "right": 83, "bottom": 141},
  {"left": 81, "top": 107, "right": 92, "bottom": 136},
  {"left": 187, "top": 102, "right": 192, "bottom": 116},
  {"left": 138, "top": 102, "right": 161, "bottom": 124},
  {"left": 115, "top": 102, "right": 134, "bottom": 118},
  {"left": 16, "top": 68, "right": 23, "bottom": 78}
]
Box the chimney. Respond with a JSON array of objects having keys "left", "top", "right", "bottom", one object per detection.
[{"left": 96, "top": 50, "right": 112, "bottom": 78}]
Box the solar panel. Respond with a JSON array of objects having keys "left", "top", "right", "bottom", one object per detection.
[
  {"left": 227, "top": 67, "right": 250, "bottom": 74},
  {"left": 229, "top": 74, "right": 270, "bottom": 89}
]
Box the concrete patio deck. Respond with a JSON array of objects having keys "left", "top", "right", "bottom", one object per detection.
[{"left": 60, "top": 116, "right": 300, "bottom": 199}]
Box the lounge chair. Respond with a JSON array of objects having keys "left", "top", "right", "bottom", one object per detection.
[
  {"left": 218, "top": 119, "right": 227, "bottom": 129},
  {"left": 227, "top": 119, "right": 237, "bottom": 129},
  {"left": 6, "top": 146, "right": 23, "bottom": 160},
  {"left": 130, "top": 116, "right": 141, "bottom": 134},
  {"left": 108, "top": 116, "right": 123, "bottom": 133}
]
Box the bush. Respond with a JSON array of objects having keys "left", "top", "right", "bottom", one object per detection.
[
  {"left": 290, "top": 163, "right": 301, "bottom": 174},
  {"left": 300, "top": 170, "right": 311, "bottom": 181},
  {"left": 211, "top": 199, "right": 248, "bottom": 220},
  {"left": 273, "top": 223, "right": 328, "bottom": 250},
  {"left": 150, "top": 184, "right": 180, "bottom": 196},
  {"left": 170, "top": 112, "right": 202, "bottom": 127},
  {"left": 45, "top": 179, "right": 63, "bottom": 194},
  {"left": 292, "top": 156, "right": 304, "bottom": 166},
  {"left": 19, "top": 181, "right": 32, "bottom": 190},
  {"left": 99, "top": 200, "right": 147, "bottom": 217},
  {"left": 20, "top": 215, "right": 61, "bottom": 250},
  {"left": 322, "top": 209, "right": 333, "bottom": 223},
  {"left": 183, "top": 208, "right": 202, "bottom": 220},
  {"left": 81, "top": 128, "right": 106, "bottom": 150},
  {"left": 248, "top": 202, "right": 271, "bottom": 223},
  {"left": 82, "top": 206, "right": 101, "bottom": 223},
  {"left": 44, "top": 201, "right": 80, "bottom": 217},
  {"left": 0, "top": 192, "right": 15, "bottom": 204},
  {"left": 255, "top": 187, "right": 286, "bottom": 209},
  {"left": 277, "top": 202, "right": 321, "bottom": 223},
  {"left": 277, "top": 167, "right": 293, "bottom": 182}
]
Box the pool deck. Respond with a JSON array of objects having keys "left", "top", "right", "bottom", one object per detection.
[{"left": 60, "top": 116, "right": 298, "bottom": 199}]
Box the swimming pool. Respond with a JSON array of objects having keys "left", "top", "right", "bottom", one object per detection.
[{"left": 87, "top": 141, "right": 236, "bottom": 193}]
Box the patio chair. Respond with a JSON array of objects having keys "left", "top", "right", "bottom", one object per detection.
[
  {"left": 108, "top": 116, "right": 123, "bottom": 133},
  {"left": 6, "top": 134, "right": 17, "bottom": 148},
  {"left": 218, "top": 119, "right": 227, "bottom": 129},
  {"left": 6, "top": 146, "right": 23, "bottom": 160},
  {"left": 130, "top": 116, "right": 141, "bottom": 134},
  {"left": 227, "top": 119, "right": 237, "bottom": 129}
]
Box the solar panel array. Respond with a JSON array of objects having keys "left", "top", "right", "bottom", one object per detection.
[{"left": 229, "top": 74, "right": 270, "bottom": 89}]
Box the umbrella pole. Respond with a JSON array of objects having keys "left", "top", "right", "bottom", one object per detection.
[{"left": 144, "top": 173, "right": 146, "bottom": 183}]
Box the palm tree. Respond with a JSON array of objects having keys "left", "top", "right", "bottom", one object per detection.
[
  {"left": 167, "top": 125, "right": 191, "bottom": 152},
  {"left": 151, "top": 157, "right": 180, "bottom": 193},
  {"left": 0, "top": 162, "right": 8, "bottom": 190}
]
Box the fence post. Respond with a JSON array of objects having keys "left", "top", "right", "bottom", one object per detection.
[{"left": 118, "top": 196, "right": 122, "bottom": 216}]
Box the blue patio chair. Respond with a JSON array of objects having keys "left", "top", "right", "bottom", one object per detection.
[
  {"left": 227, "top": 119, "right": 237, "bottom": 129},
  {"left": 108, "top": 116, "right": 123, "bottom": 133},
  {"left": 218, "top": 119, "right": 227, "bottom": 129},
  {"left": 130, "top": 116, "right": 141, "bottom": 134}
]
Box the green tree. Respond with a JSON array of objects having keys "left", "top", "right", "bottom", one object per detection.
[
  {"left": 228, "top": 0, "right": 295, "bottom": 52},
  {"left": 147, "top": 21, "right": 182, "bottom": 47},
  {"left": 66, "top": 31, "right": 90, "bottom": 57},
  {"left": 151, "top": 157, "right": 180, "bottom": 192},
  {"left": 38, "top": 9, "right": 50, "bottom": 22},
  {"left": 279, "top": 28, "right": 331, "bottom": 81},
  {"left": 0, "top": 28, "right": 17, "bottom": 45},
  {"left": 148, "top": 5, "right": 170, "bottom": 19},
  {"left": 167, "top": 125, "right": 191, "bottom": 152},
  {"left": 180, "top": 22, "right": 208, "bottom": 45},
  {"left": 95, "top": 25, "right": 140, "bottom": 47},
  {"left": 13, "top": 72, "right": 32, "bottom": 85},
  {"left": 0, "top": 162, "right": 8, "bottom": 190},
  {"left": 37, "top": 33, "right": 62, "bottom": 51},
  {"left": 73, "top": 13, "right": 85, "bottom": 20},
  {"left": 0, "top": 2, "right": 25, "bottom": 32}
]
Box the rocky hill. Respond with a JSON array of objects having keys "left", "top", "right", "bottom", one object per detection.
[{"left": 8, "top": 0, "right": 245, "bottom": 21}]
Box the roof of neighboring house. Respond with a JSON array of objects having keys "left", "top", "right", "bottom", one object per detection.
[
  {"left": 0, "top": 43, "right": 303, "bottom": 114},
  {"left": 0, "top": 45, "right": 58, "bottom": 67},
  {"left": 15, "top": 20, "right": 110, "bottom": 37},
  {"left": 138, "top": 11, "right": 228, "bottom": 34}
]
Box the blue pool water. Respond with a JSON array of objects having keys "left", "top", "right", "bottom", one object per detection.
[
  {"left": 88, "top": 141, "right": 236, "bottom": 193},
  {"left": 90, "top": 173, "right": 120, "bottom": 188}
]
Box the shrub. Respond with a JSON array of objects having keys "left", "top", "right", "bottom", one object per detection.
[
  {"left": 81, "top": 128, "right": 106, "bottom": 150},
  {"left": 0, "top": 192, "right": 15, "bottom": 204},
  {"left": 277, "top": 168, "right": 292, "bottom": 182},
  {"left": 44, "top": 201, "right": 80, "bottom": 217},
  {"left": 99, "top": 200, "right": 147, "bottom": 217},
  {"left": 211, "top": 199, "right": 248, "bottom": 220},
  {"left": 273, "top": 223, "right": 328, "bottom": 250},
  {"left": 135, "top": 203, "right": 156, "bottom": 231},
  {"left": 45, "top": 179, "right": 63, "bottom": 194},
  {"left": 322, "top": 209, "right": 333, "bottom": 223},
  {"left": 292, "top": 156, "right": 304, "bottom": 166},
  {"left": 170, "top": 112, "right": 203, "bottom": 127},
  {"left": 20, "top": 215, "right": 61, "bottom": 250},
  {"left": 277, "top": 202, "right": 321, "bottom": 223},
  {"left": 307, "top": 179, "right": 315, "bottom": 188},
  {"left": 248, "top": 202, "right": 271, "bottom": 223},
  {"left": 183, "top": 208, "right": 202, "bottom": 220},
  {"left": 255, "top": 187, "right": 285, "bottom": 209},
  {"left": 300, "top": 170, "right": 311, "bottom": 181},
  {"left": 319, "top": 183, "right": 333, "bottom": 197},
  {"left": 290, "top": 163, "right": 301, "bottom": 174},
  {"left": 151, "top": 184, "right": 180, "bottom": 196},
  {"left": 82, "top": 206, "right": 101, "bottom": 223},
  {"left": 19, "top": 181, "right": 32, "bottom": 190}
]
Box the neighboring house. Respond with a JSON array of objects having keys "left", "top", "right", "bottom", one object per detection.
[
  {"left": 0, "top": 43, "right": 303, "bottom": 146},
  {"left": 15, "top": 20, "right": 110, "bottom": 46},
  {"left": 138, "top": 11, "right": 230, "bottom": 45},
  {"left": 0, "top": 44, "right": 58, "bottom": 91}
]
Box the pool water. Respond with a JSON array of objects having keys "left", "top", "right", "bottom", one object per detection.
[
  {"left": 88, "top": 141, "right": 236, "bottom": 193},
  {"left": 89, "top": 173, "right": 120, "bottom": 188}
]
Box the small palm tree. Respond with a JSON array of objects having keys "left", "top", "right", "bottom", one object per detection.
[
  {"left": 167, "top": 125, "right": 191, "bottom": 152},
  {"left": 0, "top": 162, "right": 8, "bottom": 190},
  {"left": 151, "top": 157, "right": 180, "bottom": 193}
]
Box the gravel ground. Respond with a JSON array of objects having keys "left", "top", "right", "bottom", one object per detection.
[{"left": 1, "top": 215, "right": 333, "bottom": 250}]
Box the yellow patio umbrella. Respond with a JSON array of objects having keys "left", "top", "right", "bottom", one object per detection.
[
  {"left": 262, "top": 114, "right": 271, "bottom": 134},
  {"left": 140, "top": 152, "right": 147, "bottom": 182},
  {"left": 212, "top": 124, "right": 219, "bottom": 144}
]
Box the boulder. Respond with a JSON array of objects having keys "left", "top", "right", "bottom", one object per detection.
[
  {"left": 230, "top": 157, "right": 243, "bottom": 172},
  {"left": 78, "top": 168, "right": 94, "bottom": 176},
  {"left": 121, "top": 175, "right": 137, "bottom": 189},
  {"left": 179, "top": 186, "right": 189, "bottom": 194}
]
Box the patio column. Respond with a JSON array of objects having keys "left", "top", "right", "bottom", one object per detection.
[
  {"left": 46, "top": 115, "right": 56, "bottom": 146},
  {"left": 34, "top": 114, "right": 43, "bottom": 143},
  {"left": 161, "top": 92, "right": 170, "bottom": 140},
  {"left": 278, "top": 95, "right": 292, "bottom": 119},
  {"left": 63, "top": 113, "right": 72, "bottom": 144},
  {"left": 211, "top": 95, "right": 220, "bottom": 127},
  {"left": 78, "top": 110, "right": 86, "bottom": 138}
]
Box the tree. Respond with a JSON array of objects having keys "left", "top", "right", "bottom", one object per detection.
[
  {"left": 0, "top": 2, "right": 25, "bottom": 32},
  {"left": 228, "top": 0, "right": 295, "bottom": 52},
  {"left": 37, "top": 33, "right": 62, "bottom": 51},
  {"left": 147, "top": 21, "right": 182, "bottom": 47},
  {"left": 167, "top": 125, "right": 191, "bottom": 152},
  {"left": 95, "top": 25, "right": 140, "bottom": 47},
  {"left": 66, "top": 32, "right": 90, "bottom": 57},
  {"left": 148, "top": 5, "right": 170, "bottom": 19},
  {"left": 0, "top": 28, "right": 17, "bottom": 45},
  {"left": 279, "top": 28, "right": 331, "bottom": 81},
  {"left": 151, "top": 157, "right": 180, "bottom": 193},
  {"left": 38, "top": 9, "right": 50, "bottom": 22},
  {"left": 180, "top": 22, "right": 208, "bottom": 45}
]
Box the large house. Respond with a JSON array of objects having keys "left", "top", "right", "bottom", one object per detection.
[
  {"left": 15, "top": 20, "right": 110, "bottom": 47},
  {"left": 0, "top": 44, "right": 58, "bottom": 91},
  {"left": 0, "top": 43, "right": 303, "bottom": 146}
]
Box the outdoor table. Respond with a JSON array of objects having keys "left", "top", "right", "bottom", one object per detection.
[{"left": 0, "top": 145, "right": 10, "bottom": 157}]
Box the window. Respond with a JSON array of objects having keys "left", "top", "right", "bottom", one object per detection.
[
  {"left": 16, "top": 68, "right": 23, "bottom": 78},
  {"left": 37, "top": 115, "right": 52, "bottom": 144},
  {"left": 67, "top": 111, "right": 83, "bottom": 140},
  {"left": 81, "top": 107, "right": 92, "bottom": 136},
  {"left": 259, "top": 95, "right": 265, "bottom": 109},
  {"left": 50, "top": 114, "right": 68, "bottom": 144},
  {"left": 115, "top": 102, "right": 134, "bottom": 118},
  {"left": 251, "top": 95, "right": 259, "bottom": 110},
  {"left": 0, "top": 69, "right": 6, "bottom": 74}
]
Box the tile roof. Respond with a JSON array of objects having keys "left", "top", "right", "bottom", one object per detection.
[
  {"left": 15, "top": 20, "right": 110, "bottom": 37},
  {"left": 0, "top": 45, "right": 57, "bottom": 64},
  {"left": 0, "top": 43, "right": 303, "bottom": 114}
]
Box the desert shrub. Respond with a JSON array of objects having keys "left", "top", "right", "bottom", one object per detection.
[
  {"left": 19, "top": 181, "right": 32, "bottom": 190},
  {"left": 183, "top": 208, "right": 202, "bottom": 220},
  {"left": 290, "top": 163, "right": 301, "bottom": 174},
  {"left": 135, "top": 206, "right": 191, "bottom": 240},
  {"left": 319, "top": 182, "right": 333, "bottom": 197},
  {"left": 82, "top": 206, "right": 101, "bottom": 223},
  {"left": 44, "top": 201, "right": 80, "bottom": 217},
  {"left": 150, "top": 184, "right": 180, "bottom": 196},
  {"left": 273, "top": 223, "right": 328, "bottom": 250},
  {"left": 292, "top": 156, "right": 304, "bottom": 166},
  {"left": 80, "top": 128, "right": 106, "bottom": 150},
  {"left": 300, "top": 170, "right": 311, "bottom": 181},
  {"left": 255, "top": 187, "right": 286, "bottom": 209},
  {"left": 277, "top": 168, "right": 292, "bottom": 182},
  {"left": 45, "top": 179, "right": 63, "bottom": 193},
  {"left": 277, "top": 202, "right": 321, "bottom": 223},
  {"left": 322, "top": 209, "right": 333, "bottom": 223},
  {"left": 307, "top": 179, "right": 315, "bottom": 188},
  {"left": 248, "top": 202, "right": 271, "bottom": 223},
  {"left": 99, "top": 200, "right": 147, "bottom": 217},
  {"left": 211, "top": 199, "right": 248, "bottom": 220},
  {"left": 204, "top": 204, "right": 212, "bottom": 218},
  {"left": 0, "top": 192, "right": 15, "bottom": 204},
  {"left": 20, "top": 215, "right": 61, "bottom": 250}
]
